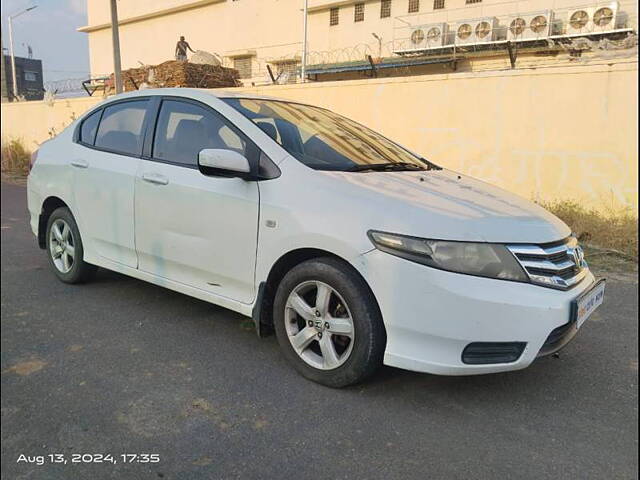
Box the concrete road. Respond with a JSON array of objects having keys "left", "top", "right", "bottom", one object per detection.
[{"left": 1, "top": 181, "right": 638, "bottom": 480}]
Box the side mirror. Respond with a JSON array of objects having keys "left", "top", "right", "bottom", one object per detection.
[{"left": 198, "top": 149, "right": 251, "bottom": 178}]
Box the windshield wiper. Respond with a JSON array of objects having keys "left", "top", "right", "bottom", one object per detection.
[{"left": 346, "top": 162, "right": 427, "bottom": 172}]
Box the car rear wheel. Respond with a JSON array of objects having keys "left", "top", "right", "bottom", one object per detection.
[
  {"left": 273, "top": 257, "right": 385, "bottom": 388},
  {"left": 46, "top": 207, "right": 97, "bottom": 283}
]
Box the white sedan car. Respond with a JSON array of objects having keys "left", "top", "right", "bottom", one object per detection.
[{"left": 27, "top": 89, "right": 605, "bottom": 387}]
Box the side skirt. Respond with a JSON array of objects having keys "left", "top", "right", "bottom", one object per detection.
[{"left": 84, "top": 253, "right": 255, "bottom": 318}]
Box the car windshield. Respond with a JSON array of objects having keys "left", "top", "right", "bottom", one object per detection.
[{"left": 222, "top": 98, "right": 437, "bottom": 172}]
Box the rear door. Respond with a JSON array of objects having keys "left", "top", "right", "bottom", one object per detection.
[
  {"left": 134, "top": 98, "right": 260, "bottom": 304},
  {"left": 72, "top": 99, "right": 151, "bottom": 268}
]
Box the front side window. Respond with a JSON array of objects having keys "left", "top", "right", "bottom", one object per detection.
[
  {"left": 80, "top": 109, "right": 102, "bottom": 145},
  {"left": 223, "top": 98, "right": 433, "bottom": 172},
  {"left": 152, "top": 100, "right": 248, "bottom": 166},
  {"left": 94, "top": 100, "right": 148, "bottom": 156}
]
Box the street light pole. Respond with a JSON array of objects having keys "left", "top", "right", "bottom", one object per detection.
[
  {"left": 7, "top": 5, "right": 38, "bottom": 101},
  {"left": 110, "top": 0, "right": 123, "bottom": 94},
  {"left": 8, "top": 16, "right": 17, "bottom": 100},
  {"left": 371, "top": 33, "right": 382, "bottom": 59},
  {"left": 301, "top": 0, "right": 308, "bottom": 83}
]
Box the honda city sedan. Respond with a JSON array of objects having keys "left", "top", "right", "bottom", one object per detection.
[{"left": 27, "top": 89, "right": 605, "bottom": 387}]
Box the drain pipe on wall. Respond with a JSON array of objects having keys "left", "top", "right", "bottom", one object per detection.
[{"left": 301, "top": 0, "right": 308, "bottom": 83}]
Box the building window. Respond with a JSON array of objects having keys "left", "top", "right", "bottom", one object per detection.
[
  {"left": 380, "top": 0, "right": 391, "bottom": 18},
  {"left": 233, "top": 57, "right": 253, "bottom": 79},
  {"left": 408, "top": 0, "right": 419, "bottom": 13},
  {"left": 465, "top": 0, "right": 481, "bottom": 3},
  {"left": 354, "top": 3, "right": 365, "bottom": 22},
  {"left": 330, "top": 7, "right": 339, "bottom": 25},
  {"left": 433, "top": 0, "right": 445, "bottom": 8},
  {"left": 24, "top": 71, "right": 38, "bottom": 82},
  {"left": 272, "top": 61, "right": 300, "bottom": 84}
]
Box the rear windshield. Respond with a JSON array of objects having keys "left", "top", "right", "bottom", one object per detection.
[{"left": 223, "top": 98, "right": 431, "bottom": 172}]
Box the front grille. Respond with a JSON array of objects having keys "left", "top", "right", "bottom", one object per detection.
[
  {"left": 527, "top": 265, "right": 580, "bottom": 280},
  {"left": 507, "top": 237, "right": 588, "bottom": 290}
]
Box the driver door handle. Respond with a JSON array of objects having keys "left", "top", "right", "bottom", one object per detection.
[
  {"left": 70, "top": 159, "right": 89, "bottom": 168},
  {"left": 142, "top": 173, "right": 169, "bottom": 186}
]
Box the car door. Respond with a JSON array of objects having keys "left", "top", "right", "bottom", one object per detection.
[
  {"left": 71, "top": 98, "right": 151, "bottom": 268},
  {"left": 134, "top": 98, "right": 260, "bottom": 304}
]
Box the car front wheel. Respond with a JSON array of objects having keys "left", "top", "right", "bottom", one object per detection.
[{"left": 273, "top": 257, "right": 386, "bottom": 388}]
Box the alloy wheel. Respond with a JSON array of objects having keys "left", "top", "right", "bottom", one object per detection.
[
  {"left": 49, "top": 218, "right": 75, "bottom": 273},
  {"left": 284, "top": 280, "right": 355, "bottom": 370}
]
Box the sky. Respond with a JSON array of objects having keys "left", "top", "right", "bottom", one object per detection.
[{"left": 1, "top": 0, "right": 90, "bottom": 83}]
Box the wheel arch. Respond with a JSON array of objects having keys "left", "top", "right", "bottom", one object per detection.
[
  {"left": 37, "top": 196, "right": 70, "bottom": 249},
  {"left": 252, "top": 248, "right": 382, "bottom": 338}
]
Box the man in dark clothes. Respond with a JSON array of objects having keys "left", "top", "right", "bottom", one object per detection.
[{"left": 175, "top": 36, "right": 195, "bottom": 61}]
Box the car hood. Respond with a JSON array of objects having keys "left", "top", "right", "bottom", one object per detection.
[{"left": 323, "top": 169, "right": 570, "bottom": 244}]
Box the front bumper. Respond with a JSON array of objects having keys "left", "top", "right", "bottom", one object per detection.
[{"left": 361, "top": 249, "right": 596, "bottom": 375}]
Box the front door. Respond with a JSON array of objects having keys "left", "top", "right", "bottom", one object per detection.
[{"left": 134, "top": 99, "right": 260, "bottom": 304}]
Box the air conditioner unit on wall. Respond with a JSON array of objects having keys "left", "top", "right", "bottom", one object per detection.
[
  {"left": 565, "top": 2, "right": 618, "bottom": 36},
  {"left": 409, "top": 27, "right": 427, "bottom": 50},
  {"left": 408, "top": 24, "right": 449, "bottom": 50},
  {"left": 592, "top": 2, "right": 619, "bottom": 32},
  {"left": 454, "top": 17, "right": 498, "bottom": 45},
  {"left": 425, "top": 23, "right": 450, "bottom": 48},
  {"left": 507, "top": 11, "right": 554, "bottom": 41}
]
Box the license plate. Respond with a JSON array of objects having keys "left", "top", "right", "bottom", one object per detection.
[{"left": 574, "top": 279, "right": 606, "bottom": 330}]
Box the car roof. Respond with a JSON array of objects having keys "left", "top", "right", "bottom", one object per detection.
[
  {"left": 81, "top": 88, "right": 323, "bottom": 122},
  {"left": 102, "top": 87, "right": 302, "bottom": 104}
]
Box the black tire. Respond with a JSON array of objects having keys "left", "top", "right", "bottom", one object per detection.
[
  {"left": 45, "top": 207, "right": 97, "bottom": 284},
  {"left": 273, "top": 257, "right": 386, "bottom": 388}
]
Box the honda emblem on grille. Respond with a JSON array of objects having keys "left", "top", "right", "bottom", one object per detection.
[{"left": 571, "top": 246, "right": 585, "bottom": 268}]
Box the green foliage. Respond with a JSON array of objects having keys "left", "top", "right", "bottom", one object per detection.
[
  {"left": 542, "top": 200, "right": 638, "bottom": 260},
  {"left": 1, "top": 138, "right": 31, "bottom": 178}
]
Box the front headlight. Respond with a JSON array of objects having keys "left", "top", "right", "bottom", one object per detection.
[{"left": 367, "top": 230, "right": 528, "bottom": 282}]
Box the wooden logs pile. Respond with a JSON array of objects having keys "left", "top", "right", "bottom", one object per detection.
[{"left": 113, "top": 60, "right": 241, "bottom": 91}]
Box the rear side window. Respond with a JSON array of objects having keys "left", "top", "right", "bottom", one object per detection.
[
  {"left": 152, "top": 100, "right": 248, "bottom": 166},
  {"left": 80, "top": 110, "right": 102, "bottom": 145},
  {"left": 94, "top": 100, "right": 148, "bottom": 156}
]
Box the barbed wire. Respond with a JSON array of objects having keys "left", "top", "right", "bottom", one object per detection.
[
  {"left": 39, "top": 0, "right": 637, "bottom": 98},
  {"left": 43, "top": 77, "right": 88, "bottom": 95}
]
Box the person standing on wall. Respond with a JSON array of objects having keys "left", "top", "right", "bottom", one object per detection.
[{"left": 175, "top": 36, "right": 195, "bottom": 61}]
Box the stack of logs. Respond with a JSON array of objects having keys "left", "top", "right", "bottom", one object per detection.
[{"left": 111, "top": 60, "right": 241, "bottom": 92}]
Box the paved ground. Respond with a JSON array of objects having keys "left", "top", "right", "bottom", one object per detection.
[{"left": 1, "top": 181, "right": 638, "bottom": 480}]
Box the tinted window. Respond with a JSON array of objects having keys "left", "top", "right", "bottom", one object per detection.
[
  {"left": 94, "top": 100, "right": 148, "bottom": 156},
  {"left": 223, "top": 98, "right": 428, "bottom": 171},
  {"left": 153, "top": 100, "right": 248, "bottom": 166},
  {"left": 80, "top": 109, "right": 102, "bottom": 145}
]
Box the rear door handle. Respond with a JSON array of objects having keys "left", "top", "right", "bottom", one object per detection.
[
  {"left": 70, "top": 159, "right": 89, "bottom": 168},
  {"left": 142, "top": 173, "right": 169, "bottom": 186}
]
